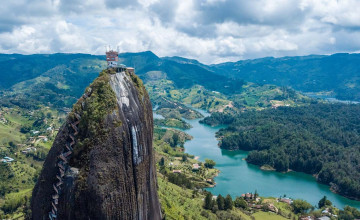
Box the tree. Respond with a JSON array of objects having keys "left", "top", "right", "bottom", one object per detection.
[
  {"left": 182, "top": 155, "right": 187, "bottom": 162},
  {"left": 292, "top": 199, "right": 312, "bottom": 214},
  {"left": 339, "top": 205, "right": 360, "bottom": 220},
  {"left": 192, "top": 189, "right": 198, "bottom": 198},
  {"left": 234, "top": 197, "right": 247, "bottom": 209},
  {"left": 204, "top": 159, "right": 216, "bottom": 168},
  {"left": 211, "top": 204, "right": 219, "bottom": 213},
  {"left": 20, "top": 125, "right": 31, "bottom": 134},
  {"left": 217, "top": 194, "right": 225, "bottom": 210},
  {"left": 171, "top": 133, "right": 179, "bottom": 147},
  {"left": 224, "top": 194, "right": 233, "bottom": 210},
  {"left": 24, "top": 195, "right": 32, "bottom": 219},
  {"left": 204, "top": 192, "right": 214, "bottom": 210},
  {"left": 318, "top": 196, "right": 332, "bottom": 208},
  {"left": 254, "top": 190, "right": 258, "bottom": 200},
  {"left": 159, "top": 157, "right": 165, "bottom": 166}
]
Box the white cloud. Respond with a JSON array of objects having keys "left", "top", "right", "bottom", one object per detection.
[{"left": 0, "top": 0, "right": 359, "bottom": 64}]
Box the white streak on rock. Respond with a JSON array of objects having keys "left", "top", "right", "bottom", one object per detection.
[
  {"left": 131, "top": 125, "right": 142, "bottom": 165},
  {"left": 110, "top": 72, "right": 130, "bottom": 108}
]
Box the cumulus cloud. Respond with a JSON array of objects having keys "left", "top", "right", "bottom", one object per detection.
[{"left": 0, "top": 0, "right": 360, "bottom": 63}]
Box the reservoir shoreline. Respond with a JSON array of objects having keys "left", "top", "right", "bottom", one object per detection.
[{"left": 180, "top": 108, "right": 360, "bottom": 209}]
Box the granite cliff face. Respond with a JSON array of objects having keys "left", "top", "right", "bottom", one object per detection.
[{"left": 31, "top": 69, "right": 161, "bottom": 220}]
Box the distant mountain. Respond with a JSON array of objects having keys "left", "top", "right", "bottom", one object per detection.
[
  {"left": 0, "top": 52, "right": 244, "bottom": 109},
  {"left": 0, "top": 53, "right": 104, "bottom": 90},
  {"left": 212, "top": 53, "right": 360, "bottom": 101},
  {"left": 1, "top": 52, "right": 359, "bottom": 109},
  {"left": 119, "top": 51, "right": 244, "bottom": 94},
  {"left": 0, "top": 54, "right": 105, "bottom": 108}
]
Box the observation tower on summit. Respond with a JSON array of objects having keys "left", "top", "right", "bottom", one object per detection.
[
  {"left": 105, "top": 47, "right": 119, "bottom": 68},
  {"left": 105, "top": 46, "right": 135, "bottom": 74}
]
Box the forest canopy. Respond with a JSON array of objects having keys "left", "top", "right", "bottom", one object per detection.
[{"left": 203, "top": 103, "right": 360, "bottom": 200}]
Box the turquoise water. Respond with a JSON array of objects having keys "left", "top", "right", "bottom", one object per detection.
[{"left": 181, "top": 108, "right": 360, "bottom": 209}]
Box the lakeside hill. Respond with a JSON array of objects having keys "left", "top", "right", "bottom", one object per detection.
[
  {"left": 203, "top": 103, "right": 360, "bottom": 201},
  {"left": 211, "top": 53, "right": 360, "bottom": 101}
]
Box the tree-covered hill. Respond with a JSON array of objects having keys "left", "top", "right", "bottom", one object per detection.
[
  {"left": 120, "top": 51, "right": 245, "bottom": 94},
  {"left": 204, "top": 103, "right": 360, "bottom": 200},
  {"left": 0, "top": 52, "right": 244, "bottom": 109},
  {"left": 212, "top": 53, "right": 360, "bottom": 101},
  {"left": 0, "top": 53, "right": 104, "bottom": 90},
  {"left": 3, "top": 52, "right": 360, "bottom": 105}
]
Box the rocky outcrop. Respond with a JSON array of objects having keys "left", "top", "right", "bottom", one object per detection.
[{"left": 31, "top": 69, "right": 161, "bottom": 220}]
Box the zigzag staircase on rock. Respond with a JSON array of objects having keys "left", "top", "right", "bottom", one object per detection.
[{"left": 48, "top": 90, "right": 90, "bottom": 220}]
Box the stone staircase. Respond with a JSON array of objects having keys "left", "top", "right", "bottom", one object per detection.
[{"left": 48, "top": 90, "right": 90, "bottom": 220}]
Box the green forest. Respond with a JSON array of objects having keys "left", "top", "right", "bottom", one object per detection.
[
  {"left": 212, "top": 53, "right": 360, "bottom": 101},
  {"left": 204, "top": 103, "right": 360, "bottom": 200}
]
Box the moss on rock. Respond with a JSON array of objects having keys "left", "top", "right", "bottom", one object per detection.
[{"left": 69, "top": 69, "right": 119, "bottom": 173}]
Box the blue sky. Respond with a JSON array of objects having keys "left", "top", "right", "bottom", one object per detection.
[{"left": 1, "top": 0, "right": 360, "bottom": 63}]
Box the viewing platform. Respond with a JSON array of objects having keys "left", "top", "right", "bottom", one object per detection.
[{"left": 106, "top": 48, "right": 135, "bottom": 74}]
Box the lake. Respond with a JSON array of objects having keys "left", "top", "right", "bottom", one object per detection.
[{"left": 181, "top": 108, "right": 360, "bottom": 209}]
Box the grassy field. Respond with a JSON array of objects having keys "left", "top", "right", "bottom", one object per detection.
[
  {"left": 0, "top": 124, "right": 24, "bottom": 145},
  {"left": 0, "top": 109, "right": 29, "bottom": 145},
  {"left": 252, "top": 211, "right": 289, "bottom": 220}
]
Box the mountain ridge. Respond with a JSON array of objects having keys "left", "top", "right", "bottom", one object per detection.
[
  {"left": 211, "top": 53, "right": 360, "bottom": 101},
  {"left": 1, "top": 52, "right": 359, "bottom": 105}
]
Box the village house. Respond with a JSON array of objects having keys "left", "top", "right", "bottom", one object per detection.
[
  {"left": 0, "top": 116, "right": 7, "bottom": 124},
  {"left": 243, "top": 193, "right": 254, "bottom": 201},
  {"left": 1, "top": 156, "right": 15, "bottom": 163},
  {"left": 177, "top": 148, "right": 185, "bottom": 152},
  {"left": 267, "top": 203, "right": 278, "bottom": 213},
  {"left": 253, "top": 204, "right": 262, "bottom": 209},
  {"left": 38, "top": 136, "right": 48, "bottom": 142},
  {"left": 206, "top": 179, "right": 213, "bottom": 184},
  {"left": 317, "top": 216, "right": 330, "bottom": 220},
  {"left": 280, "top": 198, "right": 293, "bottom": 205},
  {"left": 192, "top": 163, "right": 200, "bottom": 171},
  {"left": 300, "top": 216, "right": 314, "bottom": 220},
  {"left": 126, "top": 67, "right": 135, "bottom": 74},
  {"left": 62, "top": 107, "right": 71, "bottom": 113},
  {"left": 172, "top": 170, "right": 182, "bottom": 174},
  {"left": 22, "top": 147, "right": 37, "bottom": 154},
  {"left": 28, "top": 137, "right": 36, "bottom": 144},
  {"left": 322, "top": 208, "right": 329, "bottom": 214}
]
